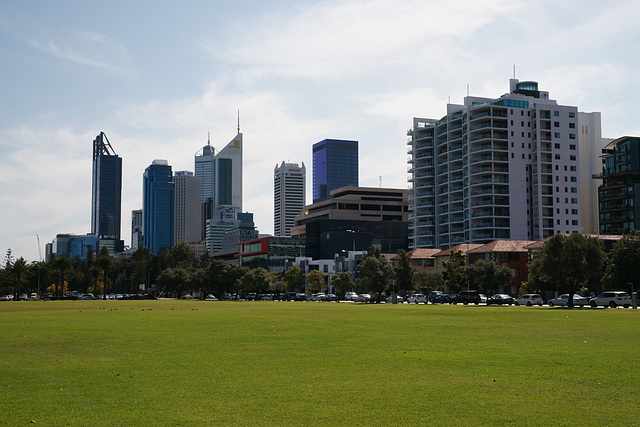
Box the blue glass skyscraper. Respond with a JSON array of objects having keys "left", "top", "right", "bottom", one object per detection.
[
  {"left": 91, "top": 132, "right": 123, "bottom": 248},
  {"left": 143, "top": 160, "right": 173, "bottom": 255},
  {"left": 312, "top": 139, "right": 358, "bottom": 203}
]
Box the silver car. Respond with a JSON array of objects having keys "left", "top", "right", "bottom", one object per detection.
[{"left": 547, "top": 294, "right": 588, "bottom": 307}]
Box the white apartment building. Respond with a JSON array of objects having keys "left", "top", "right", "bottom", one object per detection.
[
  {"left": 408, "top": 79, "right": 597, "bottom": 248},
  {"left": 274, "top": 161, "right": 306, "bottom": 237}
]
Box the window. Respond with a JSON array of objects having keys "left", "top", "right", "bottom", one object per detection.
[
  {"left": 572, "top": 220, "right": 578, "bottom": 226},
  {"left": 554, "top": 111, "right": 560, "bottom": 117},
  {"left": 570, "top": 144, "right": 576, "bottom": 150},
  {"left": 554, "top": 122, "right": 560, "bottom": 127},
  {"left": 570, "top": 176, "right": 576, "bottom": 182},
  {"left": 555, "top": 132, "right": 560, "bottom": 138},
  {"left": 569, "top": 133, "right": 576, "bottom": 139},
  {"left": 569, "top": 123, "right": 576, "bottom": 128},
  {"left": 555, "top": 154, "right": 561, "bottom": 160},
  {"left": 564, "top": 176, "right": 567, "bottom": 182},
  {"left": 555, "top": 143, "right": 560, "bottom": 149},
  {"left": 571, "top": 187, "right": 577, "bottom": 193},
  {"left": 572, "top": 209, "right": 578, "bottom": 214},
  {"left": 570, "top": 155, "right": 576, "bottom": 161},
  {"left": 570, "top": 166, "right": 577, "bottom": 171},
  {"left": 569, "top": 112, "right": 575, "bottom": 118},
  {"left": 571, "top": 198, "right": 578, "bottom": 204}
]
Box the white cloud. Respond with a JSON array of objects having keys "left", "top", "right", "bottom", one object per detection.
[{"left": 29, "top": 29, "right": 134, "bottom": 75}]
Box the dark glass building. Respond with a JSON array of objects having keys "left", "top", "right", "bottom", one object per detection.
[
  {"left": 91, "top": 132, "right": 123, "bottom": 251},
  {"left": 312, "top": 139, "right": 358, "bottom": 203},
  {"left": 595, "top": 136, "right": 640, "bottom": 234},
  {"left": 143, "top": 160, "right": 174, "bottom": 255}
]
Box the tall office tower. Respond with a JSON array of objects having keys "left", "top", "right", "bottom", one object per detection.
[
  {"left": 408, "top": 79, "right": 587, "bottom": 249},
  {"left": 205, "top": 207, "right": 238, "bottom": 253},
  {"left": 274, "top": 161, "right": 306, "bottom": 237},
  {"left": 131, "top": 209, "right": 143, "bottom": 252},
  {"left": 578, "top": 112, "right": 608, "bottom": 234},
  {"left": 91, "top": 132, "right": 123, "bottom": 252},
  {"left": 195, "top": 130, "right": 243, "bottom": 245},
  {"left": 143, "top": 160, "right": 173, "bottom": 255},
  {"left": 312, "top": 139, "right": 358, "bottom": 203},
  {"left": 594, "top": 136, "right": 640, "bottom": 234},
  {"left": 173, "top": 171, "right": 202, "bottom": 244}
]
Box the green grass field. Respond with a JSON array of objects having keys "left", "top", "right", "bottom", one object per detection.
[{"left": 1, "top": 300, "right": 639, "bottom": 426}]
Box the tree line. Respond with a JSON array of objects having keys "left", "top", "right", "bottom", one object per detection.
[{"left": 1, "top": 232, "right": 639, "bottom": 302}]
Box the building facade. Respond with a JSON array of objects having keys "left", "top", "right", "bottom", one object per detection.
[
  {"left": 91, "top": 132, "right": 123, "bottom": 252},
  {"left": 143, "top": 160, "right": 173, "bottom": 255},
  {"left": 173, "top": 171, "right": 202, "bottom": 244},
  {"left": 131, "top": 209, "right": 143, "bottom": 252},
  {"left": 292, "top": 186, "right": 410, "bottom": 259},
  {"left": 408, "top": 79, "right": 586, "bottom": 249},
  {"left": 195, "top": 132, "right": 243, "bottom": 245},
  {"left": 312, "top": 139, "right": 358, "bottom": 203},
  {"left": 594, "top": 136, "right": 640, "bottom": 234},
  {"left": 274, "top": 161, "right": 306, "bottom": 237},
  {"left": 237, "top": 236, "right": 306, "bottom": 273}
]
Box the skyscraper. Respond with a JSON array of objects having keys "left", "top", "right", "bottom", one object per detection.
[
  {"left": 195, "top": 130, "right": 243, "bottom": 245},
  {"left": 312, "top": 139, "right": 358, "bottom": 203},
  {"left": 173, "top": 171, "right": 202, "bottom": 244},
  {"left": 274, "top": 161, "right": 306, "bottom": 237},
  {"left": 408, "top": 78, "right": 593, "bottom": 249},
  {"left": 143, "top": 160, "right": 173, "bottom": 255},
  {"left": 91, "top": 132, "right": 123, "bottom": 251},
  {"left": 131, "top": 209, "right": 143, "bottom": 252}
]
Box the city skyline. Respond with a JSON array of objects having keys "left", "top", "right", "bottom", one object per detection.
[{"left": 2, "top": 1, "right": 640, "bottom": 262}]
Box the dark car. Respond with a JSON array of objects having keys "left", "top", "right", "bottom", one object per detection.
[
  {"left": 431, "top": 293, "right": 453, "bottom": 304},
  {"left": 452, "top": 290, "right": 481, "bottom": 305},
  {"left": 323, "top": 293, "right": 338, "bottom": 302},
  {"left": 487, "top": 294, "right": 515, "bottom": 305},
  {"left": 370, "top": 293, "right": 387, "bottom": 303}
]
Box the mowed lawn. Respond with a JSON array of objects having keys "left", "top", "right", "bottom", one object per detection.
[{"left": 1, "top": 301, "right": 639, "bottom": 426}]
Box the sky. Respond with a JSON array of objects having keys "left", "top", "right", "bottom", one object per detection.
[{"left": 2, "top": 0, "right": 640, "bottom": 263}]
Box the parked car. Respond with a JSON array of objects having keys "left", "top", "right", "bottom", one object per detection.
[
  {"left": 407, "top": 293, "right": 427, "bottom": 304},
  {"left": 386, "top": 295, "right": 404, "bottom": 304},
  {"left": 547, "top": 294, "right": 588, "bottom": 307},
  {"left": 428, "top": 291, "right": 444, "bottom": 303},
  {"left": 324, "top": 293, "right": 338, "bottom": 302},
  {"left": 205, "top": 294, "right": 217, "bottom": 301},
  {"left": 355, "top": 293, "right": 371, "bottom": 303},
  {"left": 345, "top": 292, "right": 359, "bottom": 301},
  {"left": 431, "top": 293, "right": 453, "bottom": 304},
  {"left": 589, "top": 291, "right": 632, "bottom": 308},
  {"left": 182, "top": 294, "right": 193, "bottom": 300},
  {"left": 294, "top": 293, "right": 308, "bottom": 301},
  {"left": 487, "top": 294, "right": 515, "bottom": 305},
  {"left": 515, "top": 294, "right": 544, "bottom": 306},
  {"left": 370, "top": 293, "right": 387, "bottom": 303},
  {"left": 311, "top": 293, "right": 325, "bottom": 301},
  {"left": 479, "top": 294, "right": 487, "bottom": 304},
  {"left": 453, "top": 290, "right": 481, "bottom": 305},
  {"left": 80, "top": 293, "right": 95, "bottom": 300}
]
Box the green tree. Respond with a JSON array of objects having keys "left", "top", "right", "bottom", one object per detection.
[
  {"left": 306, "top": 270, "right": 327, "bottom": 293},
  {"left": 51, "top": 256, "right": 73, "bottom": 296},
  {"left": 394, "top": 249, "right": 414, "bottom": 293},
  {"left": 357, "top": 250, "right": 394, "bottom": 295},
  {"left": 167, "top": 242, "right": 199, "bottom": 269},
  {"left": 528, "top": 234, "right": 605, "bottom": 307},
  {"left": 283, "top": 266, "right": 302, "bottom": 291},
  {"left": 331, "top": 271, "right": 353, "bottom": 296},
  {"left": 601, "top": 230, "right": 640, "bottom": 293},
  {"left": 443, "top": 250, "right": 467, "bottom": 294},
  {"left": 466, "top": 259, "right": 513, "bottom": 293},
  {"left": 9, "top": 257, "right": 29, "bottom": 298},
  {"left": 241, "top": 268, "right": 273, "bottom": 292},
  {"left": 270, "top": 280, "right": 288, "bottom": 295},
  {"left": 413, "top": 270, "right": 442, "bottom": 295},
  {"left": 97, "top": 246, "right": 113, "bottom": 299}
]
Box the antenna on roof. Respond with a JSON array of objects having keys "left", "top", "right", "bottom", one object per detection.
[
  {"left": 379, "top": 176, "right": 382, "bottom": 188},
  {"left": 513, "top": 64, "right": 516, "bottom": 79},
  {"left": 237, "top": 110, "right": 240, "bottom": 134},
  {"left": 207, "top": 132, "right": 211, "bottom": 146},
  {"left": 467, "top": 84, "right": 469, "bottom": 97}
]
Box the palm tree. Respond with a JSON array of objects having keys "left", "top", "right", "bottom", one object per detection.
[
  {"left": 97, "top": 246, "right": 112, "bottom": 299},
  {"left": 10, "top": 257, "right": 29, "bottom": 299}
]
